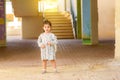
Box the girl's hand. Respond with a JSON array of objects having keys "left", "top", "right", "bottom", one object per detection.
[
  {"left": 41, "top": 44, "right": 45, "bottom": 49},
  {"left": 47, "top": 42, "right": 52, "bottom": 46}
]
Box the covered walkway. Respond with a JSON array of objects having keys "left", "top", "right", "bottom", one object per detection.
[{"left": 0, "top": 36, "right": 120, "bottom": 80}]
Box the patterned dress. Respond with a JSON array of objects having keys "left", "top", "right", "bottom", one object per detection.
[{"left": 37, "top": 32, "right": 57, "bottom": 60}]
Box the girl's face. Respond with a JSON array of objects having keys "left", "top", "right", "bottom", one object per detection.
[{"left": 43, "top": 24, "right": 51, "bottom": 33}]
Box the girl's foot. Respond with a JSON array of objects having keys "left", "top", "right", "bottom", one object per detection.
[
  {"left": 41, "top": 69, "right": 46, "bottom": 74},
  {"left": 54, "top": 69, "right": 58, "bottom": 73}
]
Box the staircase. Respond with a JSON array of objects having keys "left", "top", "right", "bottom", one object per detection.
[{"left": 44, "top": 12, "right": 74, "bottom": 39}]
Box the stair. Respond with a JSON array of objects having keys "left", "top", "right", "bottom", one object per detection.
[{"left": 44, "top": 12, "right": 74, "bottom": 39}]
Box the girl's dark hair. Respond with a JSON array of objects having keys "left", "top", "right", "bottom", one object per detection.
[{"left": 43, "top": 19, "right": 52, "bottom": 26}]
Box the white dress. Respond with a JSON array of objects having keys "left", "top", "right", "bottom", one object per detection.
[{"left": 37, "top": 32, "right": 57, "bottom": 60}]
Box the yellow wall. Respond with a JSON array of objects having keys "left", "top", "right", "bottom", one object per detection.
[
  {"left": 115, "top": 0, "right": 120, "bottom": 59},
  {"left": 98, "top": 0, "right": 115, "bottom": 40}
]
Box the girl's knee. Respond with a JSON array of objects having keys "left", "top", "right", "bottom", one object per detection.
[
  {"left": 50, "top": 60, "right": 55, "bottom": 62},
  {"left": 42, "top": 60, "right": 47, "bottom": 62}
]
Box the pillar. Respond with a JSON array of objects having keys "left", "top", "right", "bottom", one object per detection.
[
  {"left": 11, "top": 0, "right": 43, "bottom": 39},
  {"left": 77, "top": 0, "right": 82, "bottom": 39},
  {"left": 81, "top": 0, "right": 98, "bottom": 45},
  {"left": 0, "top": 0, "right": 6, "bottom": 47},
  {"left": 115, "top": 0, "right": 120, "bottom": 59},
  {"left": 22, "top": 16, "right": 43, "bottom": 39}
]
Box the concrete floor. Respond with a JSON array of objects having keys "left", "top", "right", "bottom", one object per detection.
[{"left": 0, "top": 36, "right": 120, "bottom": 80}]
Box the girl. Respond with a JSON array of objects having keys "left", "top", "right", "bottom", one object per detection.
[{"left": 37, "top": 20, "right": 57, "bottom": 74}]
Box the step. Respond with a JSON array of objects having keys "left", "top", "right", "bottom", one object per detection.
[
  {"left": 52, "top": 24, "right": 72, "bottom": 27},
  {"left": 44, "top": 12, "right": 74, "bottom": 39},
  {"left": 51, "top": 30, "right": 73, "bottom": 33},
  {"left": 57, "top": 36, "right": 74, "bottom": 39},
  {"left": 44, "top": 12, "right": 62, "bottom": 15},
  {"left": 52, "top": 27, "right": 72, "bottom": 30},
  {"left": 51, "top": 21, "right": 71, "bottom": 24},
  {"left": 47, "top": 18, "right": 71, "bottom": 21},
  {"left": 54, "top": 33, "right": 73, "bottom": 36},
  {"left": 48, "top": 19, "right": 70, "bottom": 21},
  {"left": 45, "top": 16, "right": 66, "bottom": 19},
  {"left": 45, "top": 15, "right": 66, "bottom": 19},
  {"left": 44, "top": 13, "right": 63, "bottom": 16},
  {"left": 49, "top": 20, "right": 71, "bottom": 23}
]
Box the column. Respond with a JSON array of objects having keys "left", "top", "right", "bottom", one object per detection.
[
  {"left": 81, "top": 0, "right": 98, "bottom": 45},
  {"left": 77, "top": 0, "right": 82, "bottom": 39},
  {"left": 22, "top": 16, "right": 43, "bottom": 39},
  {"left": 0, "top": 0, "right": 6, "bottom": 47},
  {"left": 11, "top": 0, "right": 44, "bottom": 39},
  {"left": 115, "top": 0, "right": 120, "bottom": 59}
]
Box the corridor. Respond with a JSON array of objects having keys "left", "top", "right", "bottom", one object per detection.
[{"left": 0, "top": 36, "right": 119, "bottom": 80}]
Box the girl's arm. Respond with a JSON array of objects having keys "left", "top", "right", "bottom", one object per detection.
[
  {"left": 50, "top": 34, "right": 57, "bottom": 45},
  {"left": 51, "top": 34, "right": 57, "bottom": 52},
  {"left": 37, "top": 35, "right": 43, "bottom": 47}
]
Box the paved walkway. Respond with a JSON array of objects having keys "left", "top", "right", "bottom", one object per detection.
[{"left": 0, "top": 36, "right": 120, "bottom": 80}]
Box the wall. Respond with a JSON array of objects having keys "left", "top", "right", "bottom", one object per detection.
[
  {"left": 98, "top": 0, "right": 115, "bottom": 40},
  {"left": 66, "top": 0, "right": 70, "bottom": 12},
  {"left": 115, "top": 0, "right": 120, "bottom": 59},
  {"left": 58, "top": 0, "right": 65, "bottom": 11},
  {"left": 57, "top": 0, "right": 71, "bottom": 12},
  {"left": 70, "top": 0, "right": 77, "bottom": 17}
]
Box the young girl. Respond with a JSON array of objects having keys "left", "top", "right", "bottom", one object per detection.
[{"left": 37, "top": 20, "right": 57, "bottom": 74}]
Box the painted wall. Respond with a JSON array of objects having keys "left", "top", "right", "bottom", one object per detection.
[
  {"left": 98, "top": 0, "right": 115, "bottom": 40},
  {"left": 115, "top": 0, "right": 120, "bottom": 59},
  {"left": 82, "top": 0, "right": 91, "bottom": 39}
]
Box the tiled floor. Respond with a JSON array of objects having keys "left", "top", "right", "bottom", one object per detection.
[{"left": 0, "top": 36, "right": 120, "bottom": 80}]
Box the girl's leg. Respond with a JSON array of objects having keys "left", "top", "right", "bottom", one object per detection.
[
  {"left": 50, "top": 60, "right": 57, "bottom": 72},
  {"left": 42, "top": 60, "right": 47, "bottom": 73}
]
